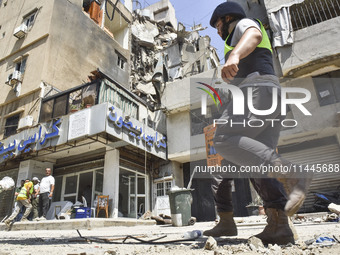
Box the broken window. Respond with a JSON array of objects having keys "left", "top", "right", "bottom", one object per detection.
[
  {"left": 290, "top": 0, "right": 340, "bottom": 31},
  {"left": 40, "top": 82, "right": 99, "bottom": 122},
  {"left": 313, "top": 70, "right": 340, "bottom": 106},
  {"left": 53, "top": 94, "right": 68, "bottom": 118},
  {"left": 40, "top": 99, "right": 53, "bottom": 123},
  {"left": 4, "top": 114, "right": 20, "bottom": 137}
]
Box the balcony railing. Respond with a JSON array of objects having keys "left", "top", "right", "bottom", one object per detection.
[
  {"left": 290, "top": 0, "right": 340, "bottom": 31},
  {"left": 39, "top": 77, "right": 139, "bottom": 123}
]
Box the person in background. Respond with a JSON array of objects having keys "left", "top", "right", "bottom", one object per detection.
[
  {"left": 37, "top": 168, "right": 55, "bottom": 221},
  {"left": 31, "top": 177, "right": 40, "bottom": 220},
  {"left": 4, "top": 179, "right": 33, "bottom": 226},
  {"left": 13, "top": 180, "right": 25, "bottom": 221}
]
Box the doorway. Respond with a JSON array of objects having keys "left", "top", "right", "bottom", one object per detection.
[
  {"left": 60, "top": 168, "right": 103, "bottom": 206},
  {"left": 118, "top": 167, "right": 148, "bottom": 218}
]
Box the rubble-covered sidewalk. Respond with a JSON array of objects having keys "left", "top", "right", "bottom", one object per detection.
[{"left": 1, "top": 214, "right": 340, "bottom": 255}]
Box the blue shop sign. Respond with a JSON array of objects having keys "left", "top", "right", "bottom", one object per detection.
[
  {"left": 108, "top": 106, "right": 166, "bottom": 149},
  {"left": 0, "top": 119, "right": 61, "bottom": 161}
]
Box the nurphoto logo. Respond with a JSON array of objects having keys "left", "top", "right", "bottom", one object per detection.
[{"left": 197, "top": 81, "right": 312, "bottom": 128}]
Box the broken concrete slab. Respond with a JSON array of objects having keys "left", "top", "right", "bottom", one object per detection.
[{"left": 132, "top": 19, "right": 159, "bottom": 47}]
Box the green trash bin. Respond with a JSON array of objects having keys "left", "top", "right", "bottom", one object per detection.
[{"left": 168, "top": 189, "right": 193, "bottom": 227}]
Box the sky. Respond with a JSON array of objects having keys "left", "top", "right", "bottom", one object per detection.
[{"left": 137, "top": 0, "right": 226, "bottom": 63}]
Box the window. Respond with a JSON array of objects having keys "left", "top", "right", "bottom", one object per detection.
[
  {"left": 15, "top": 57, "right": 27, "bottom": 74},
  {"left": 4, "top": 114, "right": 20, "bottom": 137},
  {"left": 40, "top": 82, "right": 99, "bottom": 122},
  {"left": 116, "top": 50, "right": 126, "bottom": 70},
  {"left": 23, "top": 10, "right": 37, "bottom": 29},
  {"left": 117, "top": 55, "right": 126, "bottom": 70},
  {"left": 156, "top": 182, "right": 164, "bottom": 196},
  {"left": 7, "top": 57, "right": 27, "bottom": 85},
  {"left": 155, "top": 180, "right": 173, "bottom": 197},
  {"left": 290, "top": 0, "right": 340, "bottom": 31},
  {"left": 313, "top": 70, "right": 340, "bottom": 106}
]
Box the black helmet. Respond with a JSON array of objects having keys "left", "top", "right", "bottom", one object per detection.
[{"left": 210, "top": 2, "right": 246, "bottom": 27}]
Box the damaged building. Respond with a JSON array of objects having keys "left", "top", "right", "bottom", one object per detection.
[
  {"left": 130, "top": 0, "right": 219, "bottom": 108},
  {"left": 0, "top": 0, "right": 221, "bottom": 221}
]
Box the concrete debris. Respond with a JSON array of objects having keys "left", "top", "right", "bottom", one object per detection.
[
  {"left": 313, "top": 217, "right": 322, "bottom": 223},
  {"left": 151, "top": 214, "right": 172, "bottom": 225},
  {"left": 325, "top": 213, "right": 339, "bottom": 222},
  {"left": 103, "top": 251, "right": 117, "bottom": 255},
  {"left": 204, "top": 236, "right": 217, "bottom": 250},
  {"left": 270, "top": 244, "right": 282, "bottom": 254},
  {"left": 329, "top": 203, "right": 340, "bottom": 214},
  {"left": 247, "top": 236, "right": 264, "bottom": 249},
  {"left": 131, "top": 18, "right": 159, "bottom": 47},
  {"left": 130, "top": 12, "right": 219, "bottom": 108},
  {"left": 140, "top": 210, "right": 153, "bottom": 220}
]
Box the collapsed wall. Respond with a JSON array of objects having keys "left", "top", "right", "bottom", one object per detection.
[{"left": 130, "top": 13, "right": 219, "bottom": 109}]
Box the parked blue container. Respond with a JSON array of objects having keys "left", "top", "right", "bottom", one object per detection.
[{"left": 75, "top": 207, "right": 91, "bottom": 218}]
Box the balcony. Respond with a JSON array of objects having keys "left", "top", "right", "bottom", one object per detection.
[
  {"left": 290, "top": 0, "right": 340, "bottom": 31},
  {"left": 273, "top": 0, "right": 340, "bottom": 77},
  {"left": 39, "top": 72, "right": 139, "bottom": 123}
]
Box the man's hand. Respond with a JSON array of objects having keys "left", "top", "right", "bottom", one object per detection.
[
  {"left": 221, "top": 27, "right": 262, "bottom": 83},
  {"left": 222, "top": 53, "right": 240, "bottom": 83},
  {"left": 48, "top": 192, "right": 53, "bottom": 198}
]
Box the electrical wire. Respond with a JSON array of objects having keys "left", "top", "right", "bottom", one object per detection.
[{"left": 105, "top": 0, "right": 119, "bottom": 21}]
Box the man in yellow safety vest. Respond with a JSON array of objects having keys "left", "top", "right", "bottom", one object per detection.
[{"left": 4, "top": 179, "right": 33, "bottom": 226}]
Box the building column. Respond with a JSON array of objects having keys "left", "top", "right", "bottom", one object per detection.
[
  {"left": 172, "top": 161, "right": 184, "bottom": 187},
  {"left": 17, "top": 160, "right": 53, "bottom": 186},
  {"left": 103, "top": 148, "right": 120, "bottom": 218}
]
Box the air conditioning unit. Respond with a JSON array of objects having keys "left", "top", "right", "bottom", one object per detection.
[
  {"left": 18, "top": 115, "right": 33, "bottom": 129},
  {"left": 9, "top": 70, "right": 22, "bottom": 86},
  {"left": 13, "top": 23, "right": 27, "bottom": 39}
]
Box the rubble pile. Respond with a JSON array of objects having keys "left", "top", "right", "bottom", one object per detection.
[{"left": 130, "top": 13, "right": 219, "bottom": 108}]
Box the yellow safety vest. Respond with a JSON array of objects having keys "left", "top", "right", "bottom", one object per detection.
[
  {"left": 17, "top": 181, "right": 33, "bottom": 200},
  {"left": 224, "top": 19, "right": 272, "bottom": 56}
]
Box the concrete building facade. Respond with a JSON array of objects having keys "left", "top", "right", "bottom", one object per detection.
[
  {"left": 0, "top": 0, "right": 221, "bottom": 221},
  {"left": 0, "top": 0, "right": 169, "bottom": 220}
]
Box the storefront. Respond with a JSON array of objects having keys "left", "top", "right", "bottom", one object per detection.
[{"left": 0, "top": 98, "right": 167, "bottom": 219}]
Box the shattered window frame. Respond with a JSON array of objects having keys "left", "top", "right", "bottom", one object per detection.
[{"left": 39, "top": 81, "right": 100, "bottom": 123}]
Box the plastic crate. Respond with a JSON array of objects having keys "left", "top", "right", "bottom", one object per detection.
[{"left": 75, "top": 207, "right": 91, "bottom": 218}]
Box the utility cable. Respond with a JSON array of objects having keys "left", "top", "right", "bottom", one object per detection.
[{"left": 105, "top": 0, "right": 119, "bottom": 21}]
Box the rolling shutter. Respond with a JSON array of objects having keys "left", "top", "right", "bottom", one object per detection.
[{"left": 281, "top": 144, "right": 340, "bottom": 212}]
